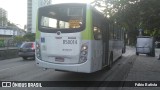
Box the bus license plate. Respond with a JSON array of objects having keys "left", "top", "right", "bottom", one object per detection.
[{"left": 55, "top": 57, "right": 64, "bottom": 62}]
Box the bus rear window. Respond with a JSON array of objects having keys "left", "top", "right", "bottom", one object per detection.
[
  {"left": 68, "top": 7, "right": 83, "bottom": 16},
  {"left": 39, "top": 6, "right": 85, "bottom": 30}
]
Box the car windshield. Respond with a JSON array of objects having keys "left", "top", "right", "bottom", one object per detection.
[{"left": 21, "top": 42, "right": 34, "bottom": 48}]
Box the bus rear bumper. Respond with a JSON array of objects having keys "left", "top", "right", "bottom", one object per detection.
[{"left": 36, "top": 58, "right": 92, "bottom": 73}]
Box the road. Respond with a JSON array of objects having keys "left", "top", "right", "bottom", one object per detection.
[
  {"left": 0, "top": 46, "right": 134, "bottom": 81},
  {"left": 0, "top": 47, "right": 160, "bottom": 90}
]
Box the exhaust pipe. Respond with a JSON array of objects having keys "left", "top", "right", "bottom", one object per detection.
[{"left": 43, "top": 68, "right": 48, "bottom": 71}]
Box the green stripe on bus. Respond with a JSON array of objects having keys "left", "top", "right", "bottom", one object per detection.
[
  {"left": 36, "top": 14, "right": 41, "bottom": 40},
  {"left": 82, "top": 6, "right": 94, "bottom": 40}
]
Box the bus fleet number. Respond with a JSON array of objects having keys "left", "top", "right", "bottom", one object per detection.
[{"left": 63, "top": 40, "right": 78, "bottom": 44}]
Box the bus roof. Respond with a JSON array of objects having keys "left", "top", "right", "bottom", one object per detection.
[
  {"left": 39, "top": 3, "right": 89, "bottom": 9},
  {"left": 137, "top": 36, "right": 153, "bottom": 38},
  {"left": 38, "top": 3, "right": 111, "bottom": 24}
]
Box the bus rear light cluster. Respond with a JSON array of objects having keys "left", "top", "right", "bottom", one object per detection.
[
  {"left": 36, "top": 42, "right": 42, "bottom": 60},
  {"left": 79, "top": 44, "right": 88, "bottom": 64},
  {"left": 81, "top": 51, "right": 87, "bottom": 55}
]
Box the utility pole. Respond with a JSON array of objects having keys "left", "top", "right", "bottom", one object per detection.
[{"left": 139, "top": 29, "right": 143, "bottom": 36}]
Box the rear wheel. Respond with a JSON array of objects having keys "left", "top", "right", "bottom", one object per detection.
[
  {"left": 136, "top": 52, "right": 139, "bottom": 56},
  {"left": 152, "top": 52, "right": 155, "bottom": 57},
  {"left": 22, "top": 57, "right": 28, "bottom": 60},
  {"left": 148, "top": 48, "right": 155, "bottom": 57},
  {"left": 150, "top": 50, "right": 155, "bottom": 57}
]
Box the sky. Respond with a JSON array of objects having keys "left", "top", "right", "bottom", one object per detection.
[
  {"left": 0, "top": 0, "right": 27, "bottom": 28},
  {"left": 0, "top": 0, "right": 92, "bottom": 29}
]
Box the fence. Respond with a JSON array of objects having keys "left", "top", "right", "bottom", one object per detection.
[{"left": 0, "top": 39, "right": 19, "bottom": 60}]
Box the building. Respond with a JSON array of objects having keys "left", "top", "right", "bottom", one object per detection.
[
  {"left": 0, "top": 8, "right": 8, "bottom": 27},
  {"left": 27, "top": 0, "right": 52, "bottom": 33},
  {"left": 0, "top": 26, "right": 26, "bottom": 47},
  {"left": 0, "top": 26, "right": 26, "bottom": 38},
  {"left": 27, "top": 0, "right": 32, "bottom": 33}
]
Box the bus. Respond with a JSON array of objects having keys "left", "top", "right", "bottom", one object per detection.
[{"left": 35, "top": 3, "right": 126, "bottom": 73}]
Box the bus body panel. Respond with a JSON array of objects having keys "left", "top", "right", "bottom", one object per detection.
[
  {"left": 36, "top": 39, "right": 103, "bottom": 73},
  {"left": 36, "top": 3, "right": 125, "bottom": 73},
  {"left": 112, "top": 40, "right": 123, "bottom": 61},
  {"left": 36, "top": 57, "right": 92, "bottom": 73},
  {"left": 91, "top": 40, "right": 103, "bottom": 71},
  {"left": 40, "top": 32, "right": 81, "bottom": 64},
  {"left": 36, "top": 40, "right": 94, "bottom": 73}
]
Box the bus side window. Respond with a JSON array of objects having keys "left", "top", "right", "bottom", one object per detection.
[
  {"left": 109, "top": 24, "right": 114, "bottom": 40},
  {"left": 93, "top": 27, "right": 102, "bottom": 40},
  {"left": 120, "top": 29, "right": 122, "bottom": 40},
  {"left": 113, "top": 26, "right": 117, "bottom": 40},
  {"left": 113, "top": 25, "right": 120, "bottom": 40},
  {"left": 117, "top": 29, "right": 121, "bottom": 40}
]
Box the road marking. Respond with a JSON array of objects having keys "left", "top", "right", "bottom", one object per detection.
[{"left": 0, "top": 63, "right": 34, "bottom": 72}]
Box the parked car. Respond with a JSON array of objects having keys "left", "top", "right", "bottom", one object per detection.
[
  {"left": 18, "top": 42, "right": 35, "bottom": 60},
  {"left": 136, "top": 36, "right": 155, "bottom": 57}
]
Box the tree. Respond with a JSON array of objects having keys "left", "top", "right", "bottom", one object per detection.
[
  {"left": 13, "top": 36, "right": 25, "bottom": 43},
  {"left": 13, "top": 33, "right": 35, "bottom": 47},
  {"left": 23, "top": 33, "right": 35, "bottom": 42},
  {"left": 92, "top": 0, "right": 160, "bottom": 44},
  {"left": 0, "top": 16, "right": 7, "bottom": 26}
]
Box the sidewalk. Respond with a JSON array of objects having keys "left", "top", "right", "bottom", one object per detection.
[
  {"left": 122, "top": 49, "right": 160, "bottom": 90},
  {"left": 0, "top": 47, "right": 19, "bottom": 60},
  {"left": 125, "top": 55, "right": 160, "bottom": 81}
]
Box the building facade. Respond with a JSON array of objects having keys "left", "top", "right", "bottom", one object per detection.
[
  {"left": 27, "top": 0, "right": 32, "bottom": 33},
  {"left": 0, "top": 26, "right": 26, "bottom": 47},
  {"left": 27, "top": 0, "right": 52, "bottom": 33},
  {"left": 0, "top": 26, "right": 26, "bottom": 37},
  {"left": 0, "top": 8, "right": 8, "bottom": 27}
]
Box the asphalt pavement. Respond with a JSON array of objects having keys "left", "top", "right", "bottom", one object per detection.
[
  {"left": 0, "top": 47, "right": 160, "bottom": 90},
  {"left": 120, "top": 48, "right": 160, "bottom": 90},
  {"left": 99, "top": 48, "right": 160, "bottom": 90}
]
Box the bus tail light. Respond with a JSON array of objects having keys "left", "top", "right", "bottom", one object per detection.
[
  {"left": 36, "top": 42, "right": 42, "bottom": 60},
  {"left": 79, "top": 44, "right": 88, "bottom": 63},
  {"left": 31, "top": 43, "right": 35, "bottom": 50}
]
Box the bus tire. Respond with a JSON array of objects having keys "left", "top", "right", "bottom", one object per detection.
[{"left": 150, "top": 50, "right": 155, "bottom": 57}]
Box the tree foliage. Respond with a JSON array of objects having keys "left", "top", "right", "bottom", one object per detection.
[
  {"left": 13, "top": 36, "right": 24, "bottom": 44},
  {"left": 0, "top": 16, "right": 7, "bottom": 22},
  {"left": 23, "top": 33, "right": 35, "bottom": 42},
  {"left": 92, "top": 0, "right": 160, "bottom": 44},
  {"left": 13, "top": 33, "right": 35, "bottom": 44}
]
